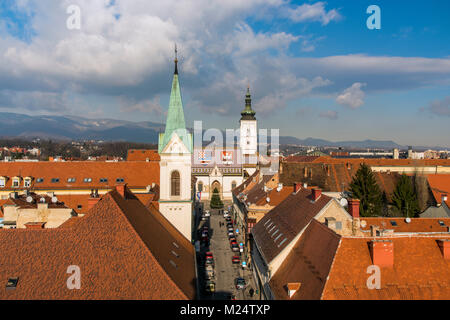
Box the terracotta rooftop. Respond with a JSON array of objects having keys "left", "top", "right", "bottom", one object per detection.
[
  {"left": 0, "top": 186, "right": 195, "bottom": 300},
  {"left": 427, "top": 174, "right": 450, "bottom": 207},
  {"left": 0, "top": 161, "right": 159, "bottom": 190},
  {"left": 127, "top": 149, "right": 160, "bottom": 162},
  {"left": 232, "top": 169, "right": 260, "bottom": 197},
  {"left": 255, "top": 185, "right": 294, "bottom": 207},
  {"left": 252, "top": 187, "right": 332, "bottom": 264},
  {"left": 360, "top": 218, "right": 450, "bottom": 234},
  {"left": 2, "top": 192, "right": 70, "bottom": 210},
  {"left": 269, "top": 220, "right": 341, "bottom": 300},
  {"left": 322, "top": 236, "right": 450, "bottom": 300}
]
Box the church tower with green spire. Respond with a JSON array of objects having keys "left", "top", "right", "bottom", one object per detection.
[
  {"left": 240, "top": 86, "right": 258, "bottom": 157},
  {"left": 158, "top": 47, "right": 193, "bottom": 242}
]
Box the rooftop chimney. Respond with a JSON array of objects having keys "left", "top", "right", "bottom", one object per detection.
[
  {"left": 293, "top": 182, "right": 302, "bottom": 194},
  {"left": 116, "top": 184, "right": 126, "bottom": 198},
  {"left": 437, "top": 239, "right": 450, "bottom": 260},
  {"left": 25, "top": 222, "right": 46, "bottom": 229},
  {"left": 442, "top": 194, "right": 448, "bottom": 204},
  {"left": 312, "top": 188, "right": 322, "bottom": 202},
  {"left": 287, "top": 282, "right": 301, "bottom": 299},
  {"left": 88, "top": 191, "right": 101, "bottom": 210},
  {"left": 348, "top": 199, "right": 360, "bottom": 218},
  {"left": 369, "top": 240, "right": 394, "bottom": 268}
]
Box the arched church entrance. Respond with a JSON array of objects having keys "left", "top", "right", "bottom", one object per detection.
[{"left": 210, "top": 180, "right": 222, "bottom": 200}]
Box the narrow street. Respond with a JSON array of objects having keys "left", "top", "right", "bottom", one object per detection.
[{"left": 195, "top": 206, "right": 259, "bottom": 300}]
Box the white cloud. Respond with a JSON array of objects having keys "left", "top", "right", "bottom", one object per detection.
[
  {"left": 421, "top": 96, "right": 450, "bottom": 117},
  {"left": 336, "top": 82, "right": 366, "bottom": 109},
  {"left": 288, "top": 2, "right": 342, "bottom": 25}
]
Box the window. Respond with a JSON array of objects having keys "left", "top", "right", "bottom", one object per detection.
[
  {"left": 198, "top": 182, "right": 203, "bottom": 192},
  {"left": 67, "top": 178, "right": 76, "bottom": 183},
  {"left": 335, "top": 221, "right": 342, "bottom": 230},
  {"left": 12, "top": 179, "right": 20, "bottom": 188},
  {"left": 51, "top": 178, "right": 60, "bottom": 183},
  {"left": 231, "top": 181, "right": 237, "bottom": 190},
  {"left": 6, "top": 277, "right": 19, "bottom": 289},
  {"left": 84, "top": 178, "right": 92, "bottom": 183},
  {"left": 24, "top": 179, "right": 31, "bottom": 188},
  {"left": 0, "top": 179, "right": 5, "bottom": 188},
  {"left": 171, "top": 171, "right": 180, "bottom": 196},
  {"left": 36, "top": 178, "right": 44, "bottom": 183},
  {"left": 100, "top": 178, "right": 108, "bottom": 183},
  {"left": 116, "top": 178, "right": 124, "bottom": 183}
]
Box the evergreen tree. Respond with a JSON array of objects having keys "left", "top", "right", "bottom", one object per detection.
[
  {"left": 210, "top": 188, "right": 223, "bottom": 209},
  {"left": 391, "top": 174, "right": 419, "bottom": 217},
  {"left": 349, "top": 163, "right": 383, "bottom": 217}
]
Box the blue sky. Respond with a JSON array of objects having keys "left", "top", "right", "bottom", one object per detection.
[{"left": 0, "top": 0, "right": 449, "bottom": 147}]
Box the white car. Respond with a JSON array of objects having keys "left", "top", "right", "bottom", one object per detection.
[
  {"left": 204, "top": 210, "right": 211, "bottom": 217},
  {"left": 223, "top": 211, "right": 230, "bottom": 218}
]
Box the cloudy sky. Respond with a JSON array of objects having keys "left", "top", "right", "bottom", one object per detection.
[{"left": 0, "top": 0, "right": 449, "bottom": 146}]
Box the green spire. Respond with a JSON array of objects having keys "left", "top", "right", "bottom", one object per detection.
[
  {"left": 158, "top": 48, "right": 192, "bottom": 154},
  {"left": 240, "top": 86, "right": 256, "bottom": 120}
]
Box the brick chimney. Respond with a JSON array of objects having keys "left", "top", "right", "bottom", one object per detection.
[
  {"left": 437, "top": 239, "right": 450, "bottom": 260},
  {"left": 312, "top": 188, "right": 322, "bottom": 201},
  {"left": 293, "top": 182, "right": 302, "bottom": 193},
  {"left": 25, "top": 222, "right": 46, "bottom": 229},
  {"left": 116, "top": 184, "right": 127, "bottom": 198},
  {"left": 348, "top": 199, "right": 360, "bottom": 218},
  {"left": 370, "top": 240, "right": 394, "bottom": 268}
]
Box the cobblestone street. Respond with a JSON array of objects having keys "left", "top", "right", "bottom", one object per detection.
[{"left": 196, "top": 206, "right": 259, "bottom": 300}]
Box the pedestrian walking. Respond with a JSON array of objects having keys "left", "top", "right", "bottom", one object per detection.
[{"left": 249, "top": 288, "right": 254, "bottom": 297}]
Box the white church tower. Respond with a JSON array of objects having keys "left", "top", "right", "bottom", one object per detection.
[
  {"left": 158, "top": 48, "right": 193, "bottom": 241},
  {"left": 240, "top": 87, "right": 258, "bottom": 156}
]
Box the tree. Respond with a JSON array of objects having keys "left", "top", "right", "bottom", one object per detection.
[
  {"left": 349, "top": 163, "right": 383, "bottom": 217},
  {"left": 392, "top": 174, "right": 419, "bottom": 217},
  {"left": 210, "top": 188, "right": 223, "bottom": 209}
]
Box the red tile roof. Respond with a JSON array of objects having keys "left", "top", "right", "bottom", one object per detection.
[
  {"left": 269, "top": 220, "right": 341, "bottom": 300},
  {"left": 322, "top": 236, "right": 450, "bottom": 300},
  {"left": 252, "top": 188, "right": 332, "bottom": 264},
  {"left": 0, "top": 161, "right": 159, "bottom": 190},
  {"left": 427, "top": 174, "right": 450, "bottom": 207},
  {"left": 255, "top": 186, "right": 294, "bottom": 207},
  {"left": 0, "top": 187, "right": 195, "bottom": 300},
  {"left": 127, "top": 149, "right": 160, "bottom": 162},
  {"left": 360, "top": 218, "right": 450, "bottom": 234}
]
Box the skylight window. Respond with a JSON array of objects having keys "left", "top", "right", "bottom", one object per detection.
[
  {"left": 100, "top": 178, "right": 108, "bottom": 183},
  {"left": 36, "top": 178, "right": 44, "bottom": 183},
  {"left": 169, "top": 260, "right": 178, "bottom": 269},
  {"left": 116, "top": 178, "right": 125, "bottom": 183},
  {"left": 439, "top": 221, "right": 445, "bottom": 227},
  {"left": 264, "top": 219, "right": 271, "bottom": 227},
  {"left": 51, "top": 178, "right": 60, "bottom": 183},
  {"left": 171, "top": 250, "right": 179, "bottom": 258},
  {"left": 6, "top": 277, "right": 18, "bottom": 290},
  {"left": 272, "top": 229, "right": 279, "bottom": 238},
  {"left": 84, "top": 178, "right": 92, "bottom": 183},
  {"left": 274, "top": 233, "right": 283, "bottom": 242},
  {"left": 278, "top": 238, "right": 288, "bottom": 247},
  {"left": 173, "top": 242, "right": 179, "bottom": 249},
  {"left": 67, "top": 178, "right": 76, "bottom": 183},
  {"left": 390, "top": 221, "right": 398, "bottom": 227}
]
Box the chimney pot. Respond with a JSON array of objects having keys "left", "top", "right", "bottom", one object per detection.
[
  {"left": 370, "top": 240, "right": 394, "bottom": 268},
  {"left": 312, "top": 188, "right": 322, "bottom": 201},
  {"left": 348, "top": 199, "right": 360, "bottom": 218},
  {"left": 293, "top": 183, "right": 302, "bottom": 193},
  {"left": 25, "top": 222, "right": 46, "bottom": 229}
]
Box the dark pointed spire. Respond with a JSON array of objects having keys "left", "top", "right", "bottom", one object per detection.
[
  {"left": 174, "top": 43, "right": 178, "bottom": 75},
  {"left": 241, "top": 86, "right": 256, "bottom": 120}
]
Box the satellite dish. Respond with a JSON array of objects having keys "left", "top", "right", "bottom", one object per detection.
[
  {"left": 266, "top": 197, "right": 271, "bottom": 203},
  {"left": 51, "top": 196, "right": 58, "bottom": 204},
  {"left": 40, "top": 197, "right": 46, "bottom": 203},
  {"left": 340, "top": 198, "right": 348, "bottom": 207},
  {"left": 360, "top": 220, "right": 367, "bottom": 228},
  {"left": 26, "top": 196, "right": 33, "bottom": 203},
  {"left": 405, "top": 217, "right": 411, "bottom": 223}
]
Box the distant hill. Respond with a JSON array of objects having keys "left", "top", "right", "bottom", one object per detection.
[{"left": 0, "top": 112, "right": 445, "bottom": 149}]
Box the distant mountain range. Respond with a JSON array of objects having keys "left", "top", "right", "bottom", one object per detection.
[{"left": 0, "top": 112, "right": 446, "bottom": 149}]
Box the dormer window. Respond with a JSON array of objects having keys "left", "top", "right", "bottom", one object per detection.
[
  {"left": 83, "top": 178, "right": 92, "bottom": 183},
  {"left": 36, "top": 178, "right": 44, "bottom": 183},
  {"left": 67, "top": 178, "right": 76, "bottom": 183},
  {"left": 24, "top": 177, "right": 32, "bottom": 188},
  {"left": 12, "top": 177, "right": 21, "bottom": 188},
  {"left": 51, "top": 178, "right": 60, "bottom": 183},
  {"left": 116, "top": 178, "right": 124, "bottom": 183},
  {"left": 100, "top": 178, "right": 108, "bottom": 183}
]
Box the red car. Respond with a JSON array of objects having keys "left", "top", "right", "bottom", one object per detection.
[
  {"left": 205, "top": 252, "right": 213, "bottom": 259},
  {"left": 232, "top": 256, "right": 240, "bottom": 264},
  {"left": 230, "top": 240, "right": 238, "bottom": 247}
]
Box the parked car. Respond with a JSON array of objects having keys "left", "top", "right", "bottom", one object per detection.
[
  {"left": 227, "top": 223, "right": 233, "bottom": 229},
  {"left": 229, "top": 237, "right": 236, "bottom": 244},
  {"left": 231, "top": 243, "right": 240, "bottom": 252},
  {"left": 232, "top": 256, "right": 240, "bottom": 264},
  {"left": 230, "top": 240, "right": 238, "bottom": 247},
  {"left": 223, "top": 211, "right": 230, "bottom": 218},
  {"left": 206, "top": 265, "right": 215, "bottom": 279},
  {"left": 205, "top": 251, "right": 213, "bottom": 259},
  {"left": 204, "top": 210, "right": 211, "bottom": 217},
  {"left": 235, "top": 277, "right": 246, "bottom": 290},
  {"left": 228, "top": 231, "right": 235, "bottom": 238},
  {"left": 205, "top": 280, "right": 215, "bottom": 294},
  {"left": 225, "top": 216, "right": 231, "bottom": 222},
  {"left": 227, "top": 227, "right": 234, "bottom": 233},
  {"left": 205, "top": 256, "right": 214, "bottom": 266}
]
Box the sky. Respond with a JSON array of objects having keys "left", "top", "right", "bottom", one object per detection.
[{"left": 0, "top": 0, "right": 449, "bottom": 147}]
